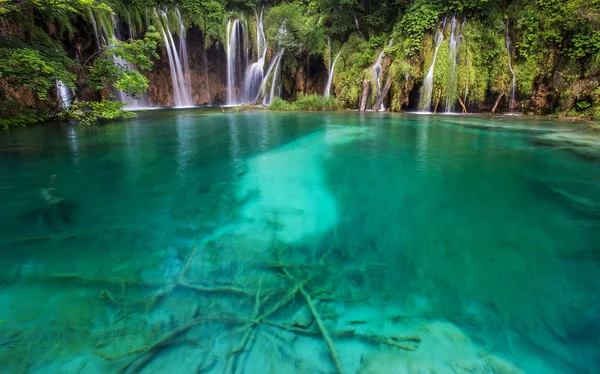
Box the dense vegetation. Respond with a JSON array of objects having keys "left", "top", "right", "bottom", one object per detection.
[{"left": 0, "top": 0, "right": 599, "bottom": 127}]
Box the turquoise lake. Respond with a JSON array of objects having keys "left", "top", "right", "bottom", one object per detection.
[{"left": 1, "top": 111, "right": 599, "bottom": 373}]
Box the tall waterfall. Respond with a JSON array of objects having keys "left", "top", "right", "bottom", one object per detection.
[
  {"left": 243, "top": 10, "right": 267, "bottom": 103},
  {"left": 506, "top": 20, "right": 516, "bottom": 113},
  {"left": 372, "top": 39, "right": 393, "bottom": 111},
  {"left": 154, "top": 9, "right": 193, "bottom": 107},
  {"left": 445, "top": 17, "right": 459, "bottom": 113},
  {"left": 89, "top": 10, "right": 101, "bottom": 50},
  {"left": 56, "top": 81, "right": 73, "bottom": 109},
  {"left": 419, "top": 19, "right": 446, "bottom": 112},
  {"left": 261, "top": 24, "right": 286, "bottom": 105},
  {"left": 111, "top": 16, "right": 149, "bottom": 109},
  {"left": 324, "top": 38, "right": 340, "bottom": 97},
  {"left": 226, "top": 19, "right": 247, "bottom": 105}
]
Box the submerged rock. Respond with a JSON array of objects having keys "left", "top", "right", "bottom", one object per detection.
[
  {"left": 533, "top": 131, "right": 600, "bottom": 160},
  {"left": 359, "top": 321, "right": 523, "bottom": 374}
]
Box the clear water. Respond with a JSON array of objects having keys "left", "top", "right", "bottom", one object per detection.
[{"left": 1, "top": 111, "right": 599, "bottom": 373}]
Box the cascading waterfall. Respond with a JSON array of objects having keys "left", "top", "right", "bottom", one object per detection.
[
  {"left": 226, "top": 19, "right": 246, "bottom": 105},
  {"left": 372, "top": 39, "right": 393, "bottom": 111},
  {"left": 89, "top": 10, "right": 101, "bottom": 50},
  {"left": 242, "top": 9, "right": 267, "bottom": 103},
  {"left": 506, "top": 20, "right": 516, "bottom": 113},
  {"left": 154, "top": 8, "right": 193, "bottom": 107},
  {"left": 111, "top": 16, "right": 149, "bottom": 109},
  {"left": 56, "top": 81, "right": 74, "bottom": 109},
  {"left": 324, "top": 37, "right": 340, "bottom": 97},
  {"left": 445, "top": 17, "right": 459, "bottom": 113},
  {"left": 261, "top": 23, "right": 286, "bottom": 105},
  {"left": 176, "top": 9, "right": 191, "bottom": 90},
  {"left": 419, "top": 19, "right": 446, "bottom": 112}
]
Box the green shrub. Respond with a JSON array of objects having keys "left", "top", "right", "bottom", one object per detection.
[
  {"left": 295, "top": 94, "right": 339, "bottom": 111},
  {"left": 268, "top": 97, "right": 297, "bottom": 111},
  {"left": 269, "top": 94, "right": 339, "bottom": 111},
  {"left": 67, "top": 99, "right": 136, "bottom": 125}
]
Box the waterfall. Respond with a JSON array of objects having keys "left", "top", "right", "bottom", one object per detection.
[
  {"left": 155, "top": 8, "right": 193, "bottom": 107},
  {"left": 56, "top": 81, "right": 73, "bottom": 109},
  {"left": 445, "top": 17, "right": 459, "bottom": 113},
  {"left": 261, "top": 23, "right": 286, "bottom": 105},
  {"left": 89, "top": 10, "right": 101, "bottom": 50},
  {"left": 261, "top": 44, "right": 285, "bottom": 105},
  {"left": 242, "top": 9, "right": 267, "bottom": 103},
  {"left": 324, "top": 37, "right": 340, "bottom": 97},
  {"left": 506, "top": 20, "right": 516, "bottom": 113},
  {"left": 226, "top": 19, "right": 246, "bottom": 105},
  {"left": 372, "top": 39, "right": 393, "bottom": 111},
  {"left": 111, "top": 16, "right": 149, "bottom": 109},
  {"left": 419, "top": 19, "right": 446, "bottom": 112}
]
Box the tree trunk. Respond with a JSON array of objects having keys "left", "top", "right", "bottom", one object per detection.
[
  {"left": 433, "top": 89, "right": 442, "bottom": 114},
  {"left": 306, "top": 55, "right": 309, "bottom": 94},
  {"left": 373, "top": 73, "right": 392, "bottom": 111},
  {"left": 458, "top": 97, "right": 467, "bottom": 114},
  {"left": 360, "top": 80, "right": 370, "bottom": 112},
  {"left": 491, "top": 92, "right": 505, "bottom": 114}
]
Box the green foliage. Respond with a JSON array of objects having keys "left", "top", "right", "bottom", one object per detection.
[
  {"left": 269, "top": 94, "right": 339, "bottom": 111},
  {"left": 86, "top": 27, "right": 159, "bottom": 98},
  {"left": 68, "top": 99, "right": 135, "bottom": 125},
  {"left": 181, "top": 0, "right": 225, "bottom": 47},
  {"left": 268, "top": 97, "right": 295, "bottom": 111},
  {"left": 333, "top": 33, "right": 369, "bottom": 108},
  {"left": 264, "top": 2, "right": 325, "bottom": 57},
  {"left": 0, "top": 108, "right": 44, "bottom": 129},
  {"left": 398, "top": 0, "right": 443, "bottom": 56},
  {"left": 0, "top": 47, "right": 74, "bottom": 100}
]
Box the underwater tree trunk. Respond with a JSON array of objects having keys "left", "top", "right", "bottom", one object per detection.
[
  {"left": 373, "top": 73, "right": 392, "bottom": 111},
  {"left": 491, "top": 92, "right": 505, "bottom": 114},
  {"left": 458, "top": 97, "right": 468, "bottom": 114},
  {"left": 360, "top": 80, "right": 370, "bottom": 112}
]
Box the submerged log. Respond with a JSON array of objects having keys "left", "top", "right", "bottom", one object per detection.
[
  {"left": 491, "top": 92, "right": 505, "bottom": 114},
  {"left": 373, "top": 73, "right": 393, "bottom": 111},
  {"left": 360, "top": 80, "right": 370, "bottom": 112}
]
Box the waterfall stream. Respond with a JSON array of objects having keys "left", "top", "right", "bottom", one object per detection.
[
  {"left": 226, "top": 19, "right": 245, "bottom": 105},
  {"left": 56, "top": 81, "right": 73, "bottom": 109},
  {"left": 155, "top": 8, "right": 194, "bottom": 107},
  {"left": 372, "top": 39, "right": 393, "bottom": 111},
  {"left": 261, "top": 24, "right": 286, "bottom": 105},
  {"left": 419, "top": 19, "right": 446, "bottom": 112},
  {"left": 324, "top": 37, "right": 340, "bottom": 98},
  {"left": 243, "top": 10, "right": 267, "bottom": 103},
  {"left": 445, "top": 17, "right": 459, "bottom": 113},
  {"left": 506, "top": 20, "right": 516, "bottom": 113},
  {"left": 111, "top": 16, "right": 149, "bottom": 109}
]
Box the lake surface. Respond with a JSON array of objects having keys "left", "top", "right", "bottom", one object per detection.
[{"left": 1, "top": 111, "right": 599, "bottom": 373}]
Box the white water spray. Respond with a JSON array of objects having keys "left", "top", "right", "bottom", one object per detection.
[
  {"left": 56, "top": 81, "right": 73, "bottom": 109},
  {"left": 419, "top": 19, "right": 446, "bottom": 112},
  {"left": 445, "top": 17, "right": 459, "bottom": 113},
  {"left": 111, "top": 16, "right": 149, "bottom": 109},
  {"left": 243, "top": 9, "right": 267, "bottom": 103},
  {"left": 324, "top": 38, "right": 340, "bottom": 97},
  {"left": 372, "top": 39, "right": 393, "bottom": 111},
  {"left": 226, "top": 19, "right": 245, "bottom": 105},
  {"left": 506, "top": 20, "right": 516, "bottom": 113},
  {"left": 155, "top": 8, "right": 193, "bottom": 107}
]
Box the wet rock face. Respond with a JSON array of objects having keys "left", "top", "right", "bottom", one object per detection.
[{"left": 145, "top": 26, "right": 227, "bottom": 106}]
